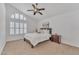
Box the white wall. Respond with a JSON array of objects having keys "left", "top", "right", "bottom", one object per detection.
[
  {"left": 26, "top": 16, "right": 38, "bottom": 33},
  {"left": 38, "top": 10, "right": 79, "bottom": 47},
  {"left": 0, "top": 4, "right": 6, "bottom": 54}
]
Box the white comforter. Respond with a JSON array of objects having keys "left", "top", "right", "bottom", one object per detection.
[{"left": 24, "top": 33, "right": 51, "bottom": 46}]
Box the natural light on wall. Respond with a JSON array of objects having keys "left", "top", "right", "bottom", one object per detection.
[{"left": 10, "top": 13, "right": 27, "bottom": 35}]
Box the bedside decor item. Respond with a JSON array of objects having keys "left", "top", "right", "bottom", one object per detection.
[
  {"left": 40, "top": 21, "right": 52, "bottom": 34},
  {"left": 42, "top": 22, "right": 50, "bottom": 28}
]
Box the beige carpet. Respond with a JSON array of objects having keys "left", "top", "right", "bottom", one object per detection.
[{"left": 2, "top": 39, "right": 79, "bottom": 55}]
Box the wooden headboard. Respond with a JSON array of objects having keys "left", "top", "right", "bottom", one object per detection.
[{"left": 40, "top": 28, "right": 52, "bottom": 34}]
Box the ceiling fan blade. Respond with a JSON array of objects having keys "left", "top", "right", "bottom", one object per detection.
[
  {"left": 27, "top": 10, "right": 33, "bottom": 11},
  {"left": 39, "top": 8, "right": 45, "bottom": 10},
  {"left": 36, "top": 3, "right": 38, "bottom": 5},
  {"left": 38, "top": 12, "right": 43, "bottom": 15},
  {"left": 32, "top": 4, "right": 36, "bottom": 9},
  {"left": 34, "top": 12, "right": 37, "bottom": 15},
  {"left": 35, "top": 3, "right": 38, "bottom": 8}
]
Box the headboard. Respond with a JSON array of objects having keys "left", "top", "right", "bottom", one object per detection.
[{"left": 40, "top": 28, "right": 52, "bottom": 34}]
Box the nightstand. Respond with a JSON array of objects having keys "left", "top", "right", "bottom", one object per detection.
[{"left": 50, "top": 35, "right": 61, "bottom": 44}]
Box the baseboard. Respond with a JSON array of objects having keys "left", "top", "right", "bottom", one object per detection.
[
  {"left": 62, "top": 41, "right": 79, "bottom": 48},
  {"left": 6, "top": 38, "right": 23, "bottom": 42},
  {"left": 0, "top": 42, "right": 6, "bottom": 55},
  {"left": 6, "top": 39, "right": 23, "bottom": 42}
]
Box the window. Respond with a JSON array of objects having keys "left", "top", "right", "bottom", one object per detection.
[
  {"left": 10, "top": 28, "right": 14, "bottom": 35},
  {"left": 11, "top": 14, "right": 14, "bottom": 19},
  {"left": 10, "top": 22, "right": 14, "bottom": 28},
  {"left": 20, "top": 14, "right": 23, "bottom": 20},
  {"left": 20, "top": 23, "right": 23, "bottom": 34},
  {"left": 15, "top": 22, "right": 19, "bottom": 34},
  {"left": 24, "top": 23, "right": 27, "bottom": 33},
  {"left": 15, "top": 22, "right": 19, "bottom": 28},
  {"left": 10, "top": 22, "right": 14, "bottom": 35},
  {"left": 24, "top": 17, "right": 26, "bottom": 21},
  {"left": 15, "top": 13, "right": 19, "bottom": 19},
  {"left": 10, "top": 13, "right": 27, "bottom": 35}
]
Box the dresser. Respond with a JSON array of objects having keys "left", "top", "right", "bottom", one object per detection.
[{"left": 50, "top": 34, "right": 61, "bottom": 44}]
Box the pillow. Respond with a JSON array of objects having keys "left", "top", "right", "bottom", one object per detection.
[
  {"left": 40, "top": 30, "right": 49, "bottom": 34},
  {"left": 43, "top": 30, "right": 49, "bottom": 34},
  {"left": 40, "top": 30, "right": 44, "bottom": 33}
]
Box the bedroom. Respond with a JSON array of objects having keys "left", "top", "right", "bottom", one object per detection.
[{"left": 0, "top": 3, "right": 79, "bottom": 55}]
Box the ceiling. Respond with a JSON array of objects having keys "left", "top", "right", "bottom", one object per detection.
[{"left": 10, "top": 3, "right": 79, "bottom": 21}]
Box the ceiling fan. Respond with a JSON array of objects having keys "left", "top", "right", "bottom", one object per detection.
[{"left": 27, "top": 3, "right": 45, "bottom": 15}]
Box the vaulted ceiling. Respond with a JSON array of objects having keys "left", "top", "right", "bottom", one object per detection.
[{"left": 11, "top": 3, "right": 79, "bottom": 21}]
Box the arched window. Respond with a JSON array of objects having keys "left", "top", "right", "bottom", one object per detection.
[{"left": 10, "top": 13, "right": 27, "bottom": 35}]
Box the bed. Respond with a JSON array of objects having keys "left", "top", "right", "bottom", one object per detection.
[{"left": 24, "top": 28, "right": 52, "bottom": 48}]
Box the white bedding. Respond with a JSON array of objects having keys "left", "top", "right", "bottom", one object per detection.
[{"left": 24, "top": 33, "right": 51, "bottom": 46}]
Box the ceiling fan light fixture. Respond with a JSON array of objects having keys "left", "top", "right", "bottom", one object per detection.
[{"left": 27, "top": 3, "right": 45, "bottom": 15}]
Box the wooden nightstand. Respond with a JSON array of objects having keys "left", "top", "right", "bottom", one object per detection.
[{"left": 50, "top": 35, "right": 61, "bottom": 44}]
